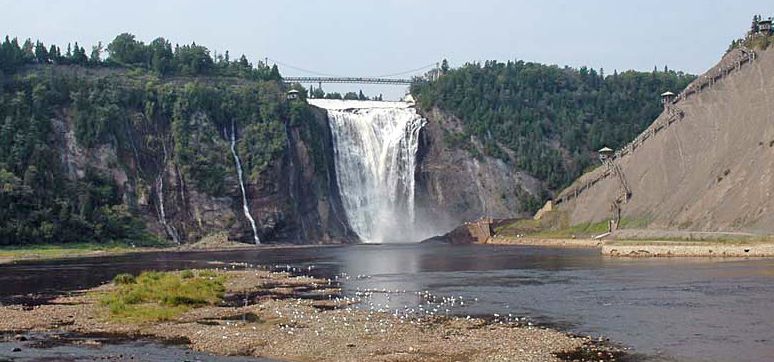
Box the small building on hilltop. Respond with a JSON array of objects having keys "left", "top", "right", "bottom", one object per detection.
[
  {"left": 661, "top": 91, "right": 675, "bottom": 104},
  {"left": 751, "top": 15, "right": 773, "bottom": 35},
  {"left": 598, "top": 146, "right": 614, "bottom": 162},
  {"left": 758, "top": 18, "right": 772, "bottom": 34}
]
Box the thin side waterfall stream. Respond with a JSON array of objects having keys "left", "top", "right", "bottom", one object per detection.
[
  {"left": 308, "top": 99, "right": 426, "bottom": 243},
  {"left": 228, "top": 121, "right": 260, "bottom": 244}
]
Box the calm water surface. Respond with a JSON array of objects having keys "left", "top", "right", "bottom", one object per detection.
[{"left": 1, "top": 244, "right": 772, "bottom": 362}]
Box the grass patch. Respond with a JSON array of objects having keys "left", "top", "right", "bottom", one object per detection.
[
  {"left": 494, "top": 218, "right": 543, "bottom": 235},
  {"left": 0, "top": 241, "right": 169, "bottom": 262},
  {"left": 99, "top": 270, "right": 226, "bottom": 323},
  {"left": 496, "top": 213, "right": 655, "bottom": 239},
  {"left": 533, "top": 220, "right": 610, "bottom": 238},
  {"left": 617, "top": 216, "right": 651, "bottom": 229},
  {"left": 495, "top": 210, "right": 610, "bottom": 239},
  {"left": 0, "top": 242, "right": 134, "bottom": 260}
]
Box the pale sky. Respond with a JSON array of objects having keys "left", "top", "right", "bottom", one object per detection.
[{"left": 2, "top": 0, "right": 768, "bottom": 99}]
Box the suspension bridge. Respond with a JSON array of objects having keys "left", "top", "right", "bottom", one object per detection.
[
  {"left": 269, "top": 58, "right": 440, "bottom": 86},
  {"left": 283, "top": 76, "right": 414, "bottom": 85}
]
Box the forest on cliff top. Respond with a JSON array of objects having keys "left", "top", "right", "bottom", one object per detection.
[{"left": 411, "top": 60, "right": 695, "bottom": 190}]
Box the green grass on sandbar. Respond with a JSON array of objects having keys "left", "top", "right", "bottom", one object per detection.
[{"left": 99, "top": 270, "right": 226, "bottom": 323}]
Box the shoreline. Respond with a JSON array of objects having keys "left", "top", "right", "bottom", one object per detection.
[
  {"left": 0, "top": 242, "right": 345, "bottom": 265},
  {"left": 601, "top": 241, "right": 774, "bottom": 257},
  {"left": 485, "top": 236, "right": 774, "bottom": 257},
  {"left": 0, "top": 245, "right": 161, "bottom": 265},
  {"left": 5, "top": 235, "right": 773, "bottom": 265},
  {"left": 485, "top": 236, "right": 603, "bottom": 248},
  {"left": 0, "top": 268, "right": 625, "bottom": 361}
]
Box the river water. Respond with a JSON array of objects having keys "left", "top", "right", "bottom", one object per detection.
[{"left": 1, "top": 244, "right": 772, "bottom": 362}]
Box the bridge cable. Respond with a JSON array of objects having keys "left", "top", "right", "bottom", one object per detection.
[
  {"left": 373, "top": 62, "right": 439, "bottom": 78},
  {"left": 268, "top": 57, "right": 437, "bottom": 79},
  {"left": 265, "top": 57, "right": 343, "bottom": 77}
]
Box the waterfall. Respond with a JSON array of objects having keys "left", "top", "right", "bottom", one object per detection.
[
  {"left": 156, "top": 166, "right": 180, "bottom": 244},
  {"left": 308, "top": 99, "right": 426, "bottom": 243},
  {"left": 228, "top": 121, "right": 261, "bottom": 244}
]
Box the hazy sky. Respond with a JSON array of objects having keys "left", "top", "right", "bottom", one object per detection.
[{"left": 2, "top": 0, "right": 768, "bottom": 99}]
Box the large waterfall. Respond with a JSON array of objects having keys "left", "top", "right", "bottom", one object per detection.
[{"left": 308, "top": 99, "right": 426, "bottom": 243}]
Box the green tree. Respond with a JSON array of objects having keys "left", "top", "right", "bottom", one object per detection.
[
  {"left": 148, "top": 37, "right": 173, "bottom": 74},
  {"left": 441, "top": 58, "right": 449, "bottom": 74},
  {"left": 34, "top": 41, "right": 49, "bottom": 64},
  {"left": 173, "top": 42, "right": 213, "bottom": 75},
  {"left": 90, "top": 41, "right": 103, "bottom": 64},
  {"left": 107, "top": 33, "right": 146, "bottom": 65},
  {"left": 311, "top": 86, "right": 325, "bottom": 99}
]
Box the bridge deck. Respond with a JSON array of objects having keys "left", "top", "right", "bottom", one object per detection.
[{"left": 284, "top": 76, "right": 414, "bottom": 85}]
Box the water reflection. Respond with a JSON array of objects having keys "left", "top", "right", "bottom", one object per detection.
[{"left": 337, "top": 245, "right": 422, "bottom": 309}]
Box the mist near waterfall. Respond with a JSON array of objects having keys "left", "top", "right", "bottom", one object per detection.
[{"left": 309, "top": 99, "right": 433, "bottom": 243}]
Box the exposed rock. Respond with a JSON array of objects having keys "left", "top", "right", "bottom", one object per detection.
[
  {"left": 42, "top": 74, "right": 355, "bottom": 244},
  {"left": 414, "top": 108, "right": 544, "bottom": 235},
  {"left": 422, "top": 218, "right": 494, "bottom": 245}
]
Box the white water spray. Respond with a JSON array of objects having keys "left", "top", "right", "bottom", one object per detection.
[
  {"left": 228, "top": 121, "right": 261, "bottom": 244},
  {"left": 308, "top": 99, "right": 425, "bottom": 243}
]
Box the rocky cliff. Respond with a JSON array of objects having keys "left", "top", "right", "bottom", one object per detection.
[
  {"left": 414, "top": 107, "right": 544, "bottom": 234},
  {"left": 554, "top": 46, "right": 774, "bottom": 234},
  {"left": 136, "top": 101, "right": 355, "bottom": 244},
  {"left": 17, "top": 66, "right": 356, "bottom": 245}
]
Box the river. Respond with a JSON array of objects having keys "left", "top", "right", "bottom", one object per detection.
[{"left": 1, "top": 244, "right": 772, "bottom": 361}]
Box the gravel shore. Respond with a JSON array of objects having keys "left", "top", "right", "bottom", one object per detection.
[
  {"left": 485, "top": 235, "right": 774, "bottom": 257},
  {"left": 485, "top": 236, "right": 602, "bottom": 248},
  {"left": 0, "top": 269, "right": 622, "bottom": 362},
  {"left": 602, "top": 242, "right": 774, "bottom": 257}
]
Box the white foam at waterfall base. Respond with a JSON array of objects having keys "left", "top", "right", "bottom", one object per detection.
[{"left": 309, "top": 99, "right": 426, "bottom": 243}]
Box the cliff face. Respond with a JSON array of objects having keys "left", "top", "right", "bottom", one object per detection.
[
  {"left": 278, "top": 107, "right": 357, "bottom": 243},
  {"left": 414, "top": 108, "right": 544, "bottom": 234},
  {"left": 555, "top": 47, "right": 774, "bottom": 233},
  {"left": 39, "top": 69, "right": 355, "bottom": 244}
]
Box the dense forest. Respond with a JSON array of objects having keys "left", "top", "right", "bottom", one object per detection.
[
  {"left": 411, "top": 60, "right": 695, "bottom": 190},
  {"left": 0, "top": 34, "right": 298, "bottom": 245},
  {"left": 0, "top": 33, "right": 282, "bottom": 80}
]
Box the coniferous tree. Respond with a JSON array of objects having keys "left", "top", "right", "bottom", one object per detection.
[
  {"left": 89, "top": 41, "right": 102, "bottom": 64},
  {"left": 269, "top": 64, "right": 281, "bottom": 80},
  {"left": 34, "top": 41, "right": 49, "bottom": 64},
  {"left": 48, "top": 45, "right": 60, "bottom": 63},
  {"left": 441, "top": 58, "right": 450, "bottom": 74}
]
